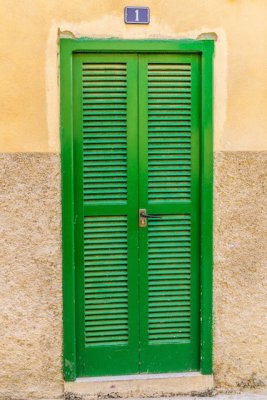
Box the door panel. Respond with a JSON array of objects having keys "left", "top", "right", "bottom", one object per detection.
[
  {"left": 73, "top": 52, "right": 201, "bottom": 376},
  {"left": 74, "top": 54, "right": 140, "bottom": 376},
  {"left": 138, "top": 54, "right": 200, "bottom": 372}
]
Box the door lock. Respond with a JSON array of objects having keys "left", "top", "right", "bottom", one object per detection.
[{"left": 139, "top": 209, "right": 161, "bottom": 227}]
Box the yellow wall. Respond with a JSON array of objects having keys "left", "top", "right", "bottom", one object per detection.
[{"left": 1, "top": 0, "right": 267, "bottom": 152}]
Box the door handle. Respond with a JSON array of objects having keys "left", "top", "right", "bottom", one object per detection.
[{"left": 139, "top": 209, "right": 161, "bottom": 227}]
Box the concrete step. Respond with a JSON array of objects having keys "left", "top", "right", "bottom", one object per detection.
[{"left": 64, "top": 372, "right": 213, "bottom": 399}]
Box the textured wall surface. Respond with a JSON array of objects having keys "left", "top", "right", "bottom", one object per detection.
[
  {"left": 0, "top": 154, "right": 63, "bottom": 399},
  {"left": 214, "top": 151, "right": 267, "bottom": 389},
  {"left": 0, "top": 152, "right": 266, "bottom": 399}
]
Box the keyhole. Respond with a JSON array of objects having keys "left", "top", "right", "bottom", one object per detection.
[{"left": 135, "top": 9, "right": 139, "bottom": 22}]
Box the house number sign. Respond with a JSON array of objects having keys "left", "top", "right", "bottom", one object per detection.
[{"left": 124, "top": 7, "right": 150, "bottom": 24}]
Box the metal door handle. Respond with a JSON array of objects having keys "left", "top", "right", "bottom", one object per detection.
[
  {"left": 140, "top": 211, "right": 161, "bottom": 219},
  {"left": 139, "top": 209, "right": 161, "bottom": 227}
]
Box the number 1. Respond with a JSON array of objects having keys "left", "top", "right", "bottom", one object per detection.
[{"left": 135, "top": 9, "right": 139, "bottom": 22}]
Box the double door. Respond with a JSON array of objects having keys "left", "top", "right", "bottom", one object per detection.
[{"left": 73, "top": 52, "right": 201, "bottom": 376}]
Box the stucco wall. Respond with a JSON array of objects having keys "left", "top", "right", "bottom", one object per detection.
[
  {"left": 1, "top": 152, "right": 266, "bottom": 399},
  {"left": 0, "top": 154, "right": 63, "bottom": 399},
  {"left": 0, "top": 0, "right": 267, "bottom": 399},
  {"left": 214, "top": 152, "right": 267, "bottom": 388}
]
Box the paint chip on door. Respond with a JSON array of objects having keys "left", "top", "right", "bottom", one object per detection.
[{"left": 124, "top": 7, "right": 150, "bottom": 24}]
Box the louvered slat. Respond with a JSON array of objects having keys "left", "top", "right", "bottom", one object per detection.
[
  {"left": 147, "top": 64, "right": 192, "bottom": 202},
  {"left": 148, "top": 215, "right": 191, "bottom": 343},
  {"left": 82, "top": 64, "right": 127, "bottom": 203},
  {"left": 84, "top": 216, "right": 129, "bottom": 346}
]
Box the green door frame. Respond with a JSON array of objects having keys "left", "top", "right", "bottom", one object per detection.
[{"left": 60, "top": 38, "right": 214, "bottom": 381}]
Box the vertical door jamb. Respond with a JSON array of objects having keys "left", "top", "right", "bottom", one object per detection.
[
  {"left": 200, "top": 41, "right": 214, "bottom": 374},
  {"left": 60, "top": 41, "right": 77, "bottom": 381}
]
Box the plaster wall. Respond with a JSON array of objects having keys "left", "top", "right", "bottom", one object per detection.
[
  {"left": 0, "top": 0, "right": 267, "bottom": 152},
  {"left": 213, "top": 152, "right": 267, "bottom": 389},
  {"left": 1, "top": 152, "right": 266, "bottom": 399},
  {"left": 0, "top": 154, "right": 63, "bottom": 399}
]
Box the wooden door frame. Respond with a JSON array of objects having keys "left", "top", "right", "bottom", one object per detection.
[{"left": 60, "top": 38, "right": 214, "bottom": 381}]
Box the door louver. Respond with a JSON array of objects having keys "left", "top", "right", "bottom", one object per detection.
[
  {"left": 147, "top": 64, "right": 191, "bottom": 202},
  {"left": 84, "top": 216, "right": 129, "bottom": 346},
  {"left": 82, "top": 63, "right": 127, "bottom": 203},
  {"left": 148, "top": 215, "right": 191, "bottom": 343}
]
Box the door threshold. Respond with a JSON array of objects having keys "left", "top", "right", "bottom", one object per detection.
[
  {"left": 65, "top": 372, "right": 213, "bottom": 399},
  {"left": 77, "top": 371, "right": 202, "bottom": 382}
]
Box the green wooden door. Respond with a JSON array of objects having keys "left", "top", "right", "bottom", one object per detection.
[
  {"left": 138, "top": 54, "right": 200, "bottom": 373},
  {"left": 73, "top": 52, "right": 201, "bottom": 377}
]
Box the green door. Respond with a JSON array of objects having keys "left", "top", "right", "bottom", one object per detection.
[{"left": 73, "top": 52, "right": 201, "bottom": 377}]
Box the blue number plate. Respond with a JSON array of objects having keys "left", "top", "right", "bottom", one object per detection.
[{"left": 124, "top": 7, "right": 150, "bottom": 24}]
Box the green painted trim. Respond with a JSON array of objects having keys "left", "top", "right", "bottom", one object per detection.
[
  {"left": 61, "top": 38, "right": 212, "bottom": 54},
  {"left": 60, "top": 40, "right": 76, "bottom": 381},
  {"left": 200, "top": 41, "right": 214, "bottom": 375},
  {"left": 60, "top": 38, "right": 214, "bottom": 381}
]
